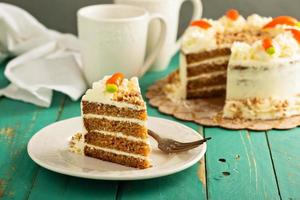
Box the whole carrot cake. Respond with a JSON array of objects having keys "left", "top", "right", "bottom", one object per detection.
[
  {"left": 177, "top": 9, "right": 300, "bottom": 120},
  {"left": 71, "top": 73, "right": 151, "bottom": 169}
]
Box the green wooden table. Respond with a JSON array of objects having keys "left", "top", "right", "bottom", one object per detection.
[{"left": 0, "top": 54, "right": 299, "bottom": 200}]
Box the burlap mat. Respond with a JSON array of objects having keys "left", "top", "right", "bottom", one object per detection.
[{"left": 146, "top": 70, "right": 300, "bottom": 130}]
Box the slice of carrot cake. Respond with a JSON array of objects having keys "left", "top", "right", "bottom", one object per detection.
[{"left": 70, "top": 73, "right": 151, "bottom": 169}]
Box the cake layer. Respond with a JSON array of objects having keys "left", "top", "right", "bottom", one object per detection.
[
  {"left": 85, "top": 131, "right": 150, "bottom": 156},
  {"left": 185, "top": 48, "right": 231, "bottom": 64},
  {"left": 187, "top": 72, "right": 226, "bottom": 89},
  {"left": 187, "top": 61, "right": 228, "bottom": 77},
  {"left": 187, "top": 85, "right": 226, "bottom": 99},
  {"left": 83, "top": 117, "right": 147, "bottom": 139},
  {"left": 82, "top": 101, "right": 147, "bottom": 120},
  {"left": 84, "top": 146, "right": 151, "bottom": 169}
]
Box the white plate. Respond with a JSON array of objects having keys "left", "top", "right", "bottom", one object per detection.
[{"left": 27, "top": 116, "right": 206, "bottom": 180}]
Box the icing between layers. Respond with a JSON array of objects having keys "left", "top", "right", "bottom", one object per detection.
[
  {"left": 189, "top": 85, "right": 226, "bottom": 93},
  {"left": 86, "top": 144, "right": 147, "bottom": 160},
  {"left": 187, "top": 56, "right": 230, "bottom": 67},
  {"left": 91, "top": 130, "right": 149, "bottom": 143},
  {"left": 69, "top": 133, "right": 149, "bottom": 160},
  {"left": 83, "top": 114, "right": 146, "bottom": 126},
  {"left": 82, "top": 76, "right": 145, "bottom": 110},
  {"left": 187, "top": 71, "right": 226, "bottom": 81}
]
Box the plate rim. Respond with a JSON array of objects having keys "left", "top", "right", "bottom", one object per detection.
[{"left": 27, "top": 116, "right": 207, "bottom": 180}]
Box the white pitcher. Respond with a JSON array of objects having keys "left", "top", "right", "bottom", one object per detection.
[{"left": 114, "top": 0, "right": 202, "bottom": 71}]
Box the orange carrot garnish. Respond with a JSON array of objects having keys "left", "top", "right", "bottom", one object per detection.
[
  {"left": 226, "top": 9, "right": 240, "bottom": 21},
  {"left": 286, "top": 29, "right": 300, "bottom": 44},
  {"left": 263, "top": 16, "right": 298, "bottom": 29},
  {"left": 105, "top": 72, "right": 124, "bottom": 93},
  {"left": 190, "top": 20, "right": 212, "bottom": 29},
  {"left": 106, "top": 72, "right": 124, "bottom": 86},
  {"left": 262, "top": 38, "right": 275, "bottom": 55},
  {"left": 262, "top": 38, "right": 273, "bottom": 50}
]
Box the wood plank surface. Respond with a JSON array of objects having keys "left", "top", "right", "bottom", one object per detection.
[
  {"left": 205, "top": 128, "right": 280, "bottom": 200},
  {"left": 267, "top": 129, "right": 300, "bottom": 200},
  {"left": 1, "top": 52, "right": 299, "bottom": 200},
  {"left": 0, "top": 62, "right": 64, "bottom": 199}
]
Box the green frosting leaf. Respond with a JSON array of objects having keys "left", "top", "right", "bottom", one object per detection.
[
  {"left": 106, "top": 84, "right": 118, "bottom": 93},
  {"left": 266, "top": 47, "right": 275, "bottom": 55}
]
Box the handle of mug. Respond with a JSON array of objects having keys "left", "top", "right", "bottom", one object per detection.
[
  {"left": 137, "top": 14, "right": 167, "bottom": 77},
  {"left": 171, "top": 0, "right": 203, "bottom": 56}
]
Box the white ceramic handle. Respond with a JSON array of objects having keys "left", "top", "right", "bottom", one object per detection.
[
  {"left": 138, "top": 14, "right": 167, "bottom": 77},
  {"left": 172, "top": 0, "right": 203, "bottom": 56}
]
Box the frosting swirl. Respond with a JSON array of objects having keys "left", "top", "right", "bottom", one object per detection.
[
  {"left": 219, "top": 15, "right": 246, "bottom": 32},
  {"left": 181, "top": 25, "right": 217, "bottom": 54},
  {"left": 230, "top": 31, "right": 300, "bottom": 63},
  {"left": 246, "top": 14, "right": 272, "bottom": 29}
]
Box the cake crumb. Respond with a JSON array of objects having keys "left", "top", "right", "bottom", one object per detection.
[
  {"left": 0, "top": 179, "right": 5, "bottom": 198},
  {"left": 69, "top": 133, "right": 84, "bottom": 155},
  {"left": 0, "top": 128, "right": 15, "bottom": 138},
  {"left": 198, "top": 158, "right": 206, "bottom": 187}
]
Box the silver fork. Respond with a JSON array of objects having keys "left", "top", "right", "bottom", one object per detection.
[{"left": 148, "top": 130, "right": 211, "bottom": 153}]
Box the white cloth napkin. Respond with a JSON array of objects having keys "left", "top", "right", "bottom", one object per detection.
[{"left": 0, "top": 3, "right": 87, "bottom": 107}]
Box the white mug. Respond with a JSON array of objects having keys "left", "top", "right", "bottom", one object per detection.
[
  {"left": 77, "top": 4, "right": 167, "bottom": 85},
  {"left": 114, "top": 0, "right": 202, "bottom": 71}
]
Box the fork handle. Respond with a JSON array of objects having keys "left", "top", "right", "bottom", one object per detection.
[
  {"left": 147, "top": 130, "right": 161, "bottom": 142},
  {"left": 186, "top": 137, "right": 212, "bottom": 146}
]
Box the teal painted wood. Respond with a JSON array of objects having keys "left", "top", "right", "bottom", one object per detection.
[
  {"left": 267, "top": 129, "right": 300, "bottom": 200},
  {"left": 3, "top": 52, "right": 298, "bottom": 200},
  {"left": 0, "top": 60, "right": 66, "bottom": 199},
  {"left": 28, "top": 169, "right": 118, "bottom": 200},
  {"left": 118, "top": 54, "right": 206, "bottom": 200},
  {"left": 28, "top": 98, "right": 119, "bottom": 200},
  {"left": 205, "top": 128, "right": 280, "bottom": 200},
  {"left": 118, "top": 164, "right": 204, "bottom": 200}
]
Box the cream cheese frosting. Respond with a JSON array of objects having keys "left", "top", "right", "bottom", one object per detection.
[
  {"left": 223, "top": 98, "right": 300, "bottom": 120},
  {"left": 90, "top": 130, "right": 149, "bottom": 143},
  {"left": 82, "top": 76, "right": 146, "bottom": 110},
  {"left": 187, "top": 56, "right": 230, "bottom": 67},
  {"left": 229, "top": 31, "right": 300, "bottom": 65},
  {"left": 83, "top": 114, "right": 146, "bottom": 126},
  {"left": 69, "top": 133, "right": 149, "bottom": 160},
  {"left": 178, "top": 11, "right": 300, "bottom": 120},
  {"left": 246, "top": 14, "right": 272, "bottom": 29},
  {"left": 181, "top": 14, "right": 271, "bottom": 54},
  {"left": 181, "top": 25, "right": 217, "bottom": 54},
  {"left": 224, "top": 31, "right": 300, "bottom": 120},
  {"left": 86, "top": 144, "right": 148, "bottom": 160},
  {"left": 219, "top": 15, "right": 246, "bottom": 32}
]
